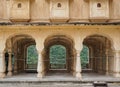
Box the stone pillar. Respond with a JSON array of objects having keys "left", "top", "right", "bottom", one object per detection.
[
  {"left": 75, "top": 50, "right": 82, "bottom": 79},
  {"left": 113, "top": 50, "right": 120, "bottom": 77},
  {"left": 73, "top": 50, "right": 76, "bottom": 75},
  {"left": 7, "top": 52, "right": 13, "bottom": 76},
  {"left": 89, "top": 47, "right": 93, "bottom": 70},
  {"left": 99, "top": 44, "right": 103, "bottom": 73},
  {"left": 14, "top": 59, "right": 17, "bottom": 74},
  {"left": 94, "top": 49, "right": 97, "bottom": 72},
  {"left": 37, "top": 50, "right": 43, "bottom": 78},
  {"left": 0, "top": 52, "right": 6, "bottom": 78},
  {"left": 13, "top": 53, "right": 17, "bottom": 74},
  {"left": 105, "top": 39, "right": 109, "bottom": 75},
  {"left": 94, "top": 57, "right": 97, "bottom": 72},
  {"left": 105, "top": 50, "right": 109, "bottom": 75}
]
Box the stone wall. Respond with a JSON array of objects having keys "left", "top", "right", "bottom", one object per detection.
[{"left": 0, "top": 0, "right": 120, "bottom": 22}]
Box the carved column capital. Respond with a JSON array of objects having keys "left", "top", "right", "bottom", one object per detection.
[
  {"left": 113, "top": 50, "right": 120, "bottom": 53},
  {"left": 76, "top": 50, "right": 81, "bottom": 57},
  {"left": 113, "top": 50, "right": 120, "bottom": 58}
]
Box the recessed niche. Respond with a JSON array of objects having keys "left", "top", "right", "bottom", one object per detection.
[
  {"left": 97, "top": 3, "right": 101, "bottom": 8},
  {"left": 10, "top": 0, "right": 30, "bottom": 22},
  {"left": 18, "top": 3, "right": 22, "bottom": 8},
  {"left": 90, "top": 0, "right": 109, "bottom": 20},
  {"left": 50, "top": 0, "right": 69, "bottom": 22},
  {"left": 57, "top": 3, "right": 61, "bottom": 8}
]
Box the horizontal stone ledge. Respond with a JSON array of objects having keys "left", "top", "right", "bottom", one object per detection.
[
  {"left": 0, "top": 80, "right": 120, "bottom": 83},
  {"left": 0, "top": 22, "right": 120, "bottom": 26}
]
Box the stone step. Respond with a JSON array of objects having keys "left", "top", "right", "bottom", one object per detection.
[
  {"left": 0, "top": 83, "right": 93, "bottom": 87},
  {"left": 0, "top": 82, "right": 120, "bottom": 87}
]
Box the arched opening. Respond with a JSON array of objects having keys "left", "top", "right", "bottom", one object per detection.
[
  {"left": 82, "top": 35, "right": 114, "bottom": 76},
  {"left": 49, "top": 45, "right": 66, "bottom": 70},
  {"left": 25, "top": 45, "right": 38, "bottom": 72},
  {"left": 81, "top": 45, "right": 89, "bottom": 70},
  {"left": 5, "top": 34, "right": 38, "bottom": 76},
  {"left": 42, "top": 35, "right": 75, "bottom": 76}
]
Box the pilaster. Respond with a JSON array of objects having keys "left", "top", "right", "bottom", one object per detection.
[
  {"left": 105, "top": 39, "right": 109, "bottom": 75},
  {"left": 0, "top": 52, "right": 6, "bottom": 78},
  {"left": 99, "top": 44, "right": 103, "bottom": 73},
  {"left": 14, "top": 59, "right": 17, "bottom": 74},
  {"left": 113, "top": 50, "right": 120, "bottom": 77}
]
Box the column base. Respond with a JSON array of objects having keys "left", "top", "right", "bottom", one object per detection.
[
  {"left": 113, "top": 72, "right": 120, "bottom": 77},
  {"left": 98, "top": 70, "right": 103, "bottom": 74},
  {"left": 105, "top": 71, "right": 109, "bottom": 75},
  {"left": 37, "top": 72, "right": 43, "bottom": 78},
  {"left": 0, "top": 72, "right": 6, "bottom": 78},
  {"left": 14, "top": 70, "right": 18, "bottom": 74},
  {"left": 73, "top": 71, "right": 76, "bottom": 76},
  {"left": 7, "top": 71, "right": 13, "bottom": 76},
  {"left": 76, "top": 72, "right": 82, "bottom": 79},
  {"left": 71, "top": 71, "right": 74, "bottom": 76}
]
